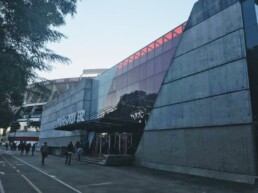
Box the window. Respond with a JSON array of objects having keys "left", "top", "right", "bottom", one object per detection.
[
  {"left": 147, "top": 60, "right": 154, "bottom": 77},
  {"left": 154, "top": 55, "right": 163, "bottom": 74},
  {"left": 139, "top": 79, "right": 147, "bottom": 93},
  {"left": 146, "top": 76, "right": 154, "bottom": 94},
  {"left": 139, "top": 62, "right": 147, "bottom": 80}
]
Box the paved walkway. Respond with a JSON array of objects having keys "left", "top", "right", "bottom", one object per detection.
[{"left": 0, "top": 149, "right": 258, "bottom": 193}]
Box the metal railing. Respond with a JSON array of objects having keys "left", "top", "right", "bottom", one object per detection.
[{"left": 89, "top": 106, "right": 117, "bottom": 120}]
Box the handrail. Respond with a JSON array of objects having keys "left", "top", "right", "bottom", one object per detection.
[{"left": 89, "top": 106, "right": 117, "bottom": 120}]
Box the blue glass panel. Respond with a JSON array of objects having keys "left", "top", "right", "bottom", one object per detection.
[
  {"left": 147, "top": 50, "right": 155, "bottom": 60},
  {"left": 155, "top": 46, "right": 163, "bottom": 56},
  {"left": 172, "top": 35, "right": 181, "bottom": 48},
  {"left": 127, "top": 62, "right": 134, "bottom": 71},
  {"left": 132, "top": 66, "right": 140, "bottom": 84},
  {"left": 131, "top": 82, "right": 139, "bottom": 93},
  {"left": 147, "top": 60, "right": 154, "bottom": 77},
  {"left": 146, "top": 76, "right": 154, "bottom": 94},
  {"left": 127, "top": 69, "right": 134, "bottom": 85},
  {"left": 134, "top": 57, "right": 140, "bottom": 67},
  {"left": 139, "top": 62, "right": 147, "bottom": 80},
  {"left": 140, "top": 54, "right": 147, "bottom": 64},
  {"left": 121, "top": 87, "right": 127, "bottom": 97},
  {"left": 127, "top": 84, "right": 133, "bottom": 94},
  {"left": 121, "top": 73, "right": 128, "bottom": 88},
  {"left": 154, "top": 55, "right": 163, "bottom": 74},
  {"left": 122, "top": 63, "right": 128, "bottom": 74},
  {"left": 154, "top": 72, "right": 166, "bottom": 93},
  {"left": 117, "top": 67, "right": 122, "bottom": 76},
  {"left": 163, "top": 39, "right": 173, "bottom": 52},
  {"left": 116, "top": 75, "right": 122, "bottom": 90},
  {"left": 110, "top": 79, "right": 117, "bottom": 92},
  {"left": 139, "top": 79, "right": 147, "bottom": 93},
  {"left": 162, "top": 49, "right": 174, "bottom": 71}
]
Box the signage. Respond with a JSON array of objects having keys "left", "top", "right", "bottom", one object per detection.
[
  {"left": 130, "top": 110, "right": 144, "bottom": 120},
  {"left": 56, "top": 110, "right": 85, "bottom": 127}
]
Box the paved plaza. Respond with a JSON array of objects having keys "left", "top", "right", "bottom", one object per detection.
[{"left": 0, "top": 149, "right": 257, "bottom": 193}]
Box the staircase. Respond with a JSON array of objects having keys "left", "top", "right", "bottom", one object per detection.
[
  {"left": 70, "top": 154, "right": 135, "bottom": 166},
  {"left": 71, "top": 154, "right": 106, "bottom": 165}
]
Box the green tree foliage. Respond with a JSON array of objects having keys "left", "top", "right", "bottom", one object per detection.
[{"left": 0, "top": 0, "right": 78, "bottom": 128}]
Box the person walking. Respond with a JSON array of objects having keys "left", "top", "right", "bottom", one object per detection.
[
  {"left": 76, "top": 145, "right": 84, "bottom": 161},
  {"left": 20, "top": 142, "right": 26, "bottom": 156},
  {"left": 40, "top": 142, "right": 48, "bottom": 165},
  {"left": 25, "top": 143, "right": 31, "bottom": 155},
  {"left": 31, "top": 143, "right": 36, "bottom": 156},
  {"left": 13, "top": 142, "right": 17, "bottom": 151},
  {"left": 74, "top": 141, "right": 80, "bottom": 153},
  {"left": 65, "top": 141, "right": 74, "bottom": 165},
  {"left": 5, "top": 142, "right": 8, "bottom": 150}
]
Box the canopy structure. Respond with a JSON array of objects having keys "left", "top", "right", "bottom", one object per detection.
[{"left": 54, "top": 118, "right": 145, "bottom": 133}]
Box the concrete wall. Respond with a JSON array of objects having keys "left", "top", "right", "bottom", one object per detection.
[
  {"left": 39, "top": 79, "right": 92, "bottom": 147},
  {"left": 135, "top": 0, "right": 257, "bottom": 182}
]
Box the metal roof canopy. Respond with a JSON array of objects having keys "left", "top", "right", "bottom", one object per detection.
[{"left": 54, "top": 118, "right": 144, "bottom": 132}]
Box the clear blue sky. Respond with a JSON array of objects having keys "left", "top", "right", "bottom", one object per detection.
[{"left": 38, "top": 0, "right": 197, "bottom": 80}]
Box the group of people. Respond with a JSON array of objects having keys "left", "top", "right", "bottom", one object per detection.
[
  {"left": 4, "top": 140, "right": 86, "bottom": 166},
  {"left": 5, "top": 142, "right": 17, "bottom": 151},
  {"left": 65, "top": 141, "right": 84, "bottom": 165},
  {"left": 5, "top": 141, "right": 37, "bottom": 156},
  {"left": 19, "top": 141, "right": 37, "bottom": 156},
  {"left": 40, "top": 140, "right": 85, "bottom": 166}
]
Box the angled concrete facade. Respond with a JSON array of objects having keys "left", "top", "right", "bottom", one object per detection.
[
  {"left": 38, "top": 0, "right": 258, "bottom": 183},
  {"left": 135, "top": 0, "right": 258, "bottom": 183}
]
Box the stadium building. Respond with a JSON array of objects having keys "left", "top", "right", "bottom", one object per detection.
[
  {"left": 7, "top": 69, "right": 106, "bottom": 144},
  {"left": 39, "top": 0, "right": 258, "bottom": 183}
]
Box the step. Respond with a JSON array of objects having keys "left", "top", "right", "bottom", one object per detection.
[
  {"left": 69, "top": 155, "right": 106, "bottom": 165},
  {"left": 66, "top": 154, "right": 135, "bottom": 166}
]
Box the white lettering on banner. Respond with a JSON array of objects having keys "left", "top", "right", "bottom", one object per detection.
[
  {"left": 77, "top": 110, "right": 85, "bottom": 122},
  {"left": 68, "top": 113, "right": 76, "bottom": 124},
  {"left": 56, "top": 110, "right": 85, "bottom": 127}
]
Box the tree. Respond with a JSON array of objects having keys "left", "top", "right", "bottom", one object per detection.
[{"left": 0, "top": 0, "right": 79, "bottom": 128}]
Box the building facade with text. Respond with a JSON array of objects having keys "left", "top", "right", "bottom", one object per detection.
[{"left": 40, "top": 0, "right": 258, "bottom": 183}]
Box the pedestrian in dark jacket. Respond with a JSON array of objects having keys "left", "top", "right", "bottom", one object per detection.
[
  {"left": 20, "top": 142, "right": 26, "bottom": 156},
  {"left": 65, "top": 141, "right": 74, "bottom": 165},
  {"left": 31, "top": 143, "right": 36, "bottom": 156},
  {"left": 25, "top": 143, "right": 31, "bottom": 155},
  {"left": 5, "top": 142, "right": 8, "bottom": 150},
  {"left": 40, "top": 142, "right": 48, "bottom": 165}
]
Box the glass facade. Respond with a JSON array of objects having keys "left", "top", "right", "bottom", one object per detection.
[
  {"left": 91, "top": 23, "right": 186, "bottom": 123},
  {"left": 39, "top": 23, "right": 186, "bottom": 153}
]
